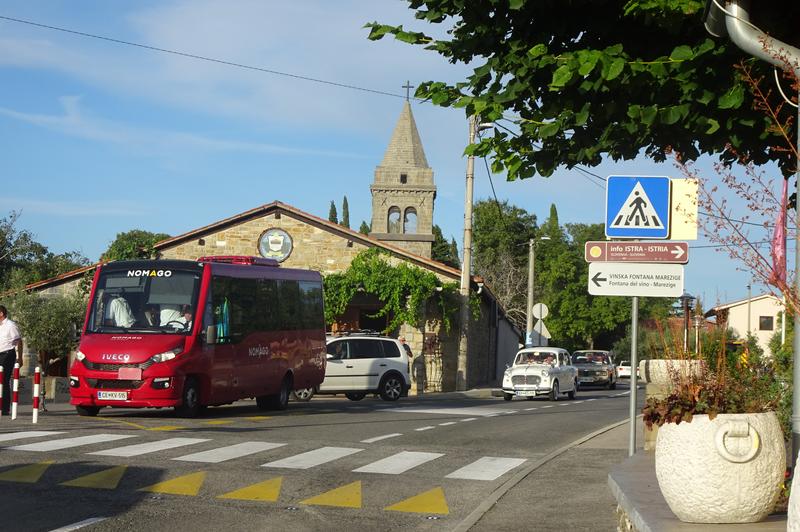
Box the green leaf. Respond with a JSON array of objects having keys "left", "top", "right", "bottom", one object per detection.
[
  {"left": 509, "top": 0, "right": 524, "bottom": 9},
  {"left": 528, "top": 43, "right": 547, "bottom": 59},
  {"left": 577, "top": 51, "right": 600, "bottom": 76},
  {"left": 697, "top": 90, "right": 715, "bottom": 105},
  {"left": 551, "top": 65, "right": 573, "bottom": 88},
  {"left": 718, "top": 85, "right": 745, "bottom": 109},
  {"left": 641, "top": 106, "right": 658, "bottom": 125},
  {"left": 669, "top": 45, "right": 694, "bottom": 61},
  {"left": 705, "top": 118, "right": 720, "bottom": 134},
  {"left": 659, "top": 106, "right": 682, "bottom": 125},
  {"left": 539, "top": 122, "right": 560, "bottom": 138},
  {"left": 605, "top": 58, "right": 626, "bottom": 81}
]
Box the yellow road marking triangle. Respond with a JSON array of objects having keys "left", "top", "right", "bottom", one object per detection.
[
  {"left": 301, "top": 481, "right": 361, "bottom": 508},
  {"left": 385, "top": 487, "right": 449, "bottom": 515},
  {"left": 243, "top": 416, "right": 270, "bottom": 421},
  {"left": 202, "top": 420, "right": 233, "bottom": 426},
  {"left": 139, "top": 471, "right": 206, "bottom": 496},
  {"left": 148, "top": 426, "right": 183, "bottom": 431},
  {"left": 62, "top": 465, "right": 127, "bottom": 489},
  {"left": 217, "top": 477, "right": 282, "bottom": 501},
  {"left": 0, "top": 461, "right": 54, "bottom": 483}
]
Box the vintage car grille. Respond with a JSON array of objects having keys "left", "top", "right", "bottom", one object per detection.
[
  {"left": 512, "top": 375, "right": 541, "bottom": 385},
  {"left": 579, "top": 369, "right": 608, "bottom": 377},
  {"left": 86, "top": 379, "right": 144, "bottom": 390},
  {"left": 84, "top": 360, "right": 154, "bottom": 371}
]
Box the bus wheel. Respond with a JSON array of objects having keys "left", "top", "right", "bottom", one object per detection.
[
  {"left": 258, "top": 376, "right": 291, "bottom": 411},
  {"left": 175, "top": 377, "right": 201, "bottom": 418},
  {"left": 76, "top": 405, "right": 100, "bottom": 417}
]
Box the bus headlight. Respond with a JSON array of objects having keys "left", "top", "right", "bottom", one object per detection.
[
  {"left": 149, "top": 348, "right": 183, "bottom": 364},
  {"left": 75, "top": 351, "right": 86, "bottom": 362}
]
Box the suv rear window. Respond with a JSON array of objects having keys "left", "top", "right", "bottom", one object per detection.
[{"left": 381, "top": 340, "right": 401, "bottom": 358}]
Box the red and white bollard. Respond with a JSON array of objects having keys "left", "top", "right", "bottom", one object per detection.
[
  {"left": 11, "top": 363, "right": 19, "bottom": 420},
  {"left": 32, "top": 366, "right": 41, "bottom": 424},
  {"left": 0, "top": 365, "right": 4, "bottom": 419}
]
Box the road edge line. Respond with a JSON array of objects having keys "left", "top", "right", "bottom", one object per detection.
[{"left": 451, "top": 416, "right": 636, "bottom": 532}]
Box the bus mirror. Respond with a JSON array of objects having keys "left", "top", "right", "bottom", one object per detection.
[{"left": 205, "top": 326, "right": 217, "bottom": 345}]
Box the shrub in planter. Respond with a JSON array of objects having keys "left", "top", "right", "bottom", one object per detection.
[{"left": 643, "top": 360, "right": 786, "bottom": 523}]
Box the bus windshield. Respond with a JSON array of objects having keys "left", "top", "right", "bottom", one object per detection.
[{"left": 86, "top": 268, "right": 201, "bottom": 334}]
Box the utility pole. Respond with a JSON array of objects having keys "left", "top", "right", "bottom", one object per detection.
[
  {"left": 747, "top": 283, "right": 752, "bottom": 337},
  {"left": 457, "top": 115, "right": 477, "bottom": 391}
]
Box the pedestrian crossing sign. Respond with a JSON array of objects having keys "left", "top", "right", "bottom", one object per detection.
[{"left": 605, "top": 176, "right": 671, "bottom": 239}]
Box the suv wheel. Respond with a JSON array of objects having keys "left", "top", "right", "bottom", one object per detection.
[{"left": 379, "top": 373, "right": 404, "bottom": 401}]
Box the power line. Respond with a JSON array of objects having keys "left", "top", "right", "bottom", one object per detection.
[{"left": 0, "top": 14, "right": 413, "bottom": 101}]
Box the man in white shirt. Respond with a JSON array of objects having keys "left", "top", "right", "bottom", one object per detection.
[
  {"left": 0, "top": 305, "right": 23, "bottom": 415},
  {"left": 104, "top": 294, "right": 135, "bottom": 328}
]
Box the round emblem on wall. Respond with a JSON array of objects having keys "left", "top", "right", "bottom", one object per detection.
[{"left": 258, "top": 228, "right": 293, "bottom": 262}]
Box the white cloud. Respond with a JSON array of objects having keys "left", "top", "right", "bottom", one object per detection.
[{"left": 0, "top": 96, "right": 367, "bottom": 158}]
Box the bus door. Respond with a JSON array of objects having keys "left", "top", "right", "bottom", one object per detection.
[{"left": 205, "top": 281, "right": 237, "bottom": 403}]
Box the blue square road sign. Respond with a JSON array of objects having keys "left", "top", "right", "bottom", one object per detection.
[{"left": 605, "top": 175, "right": 671, "bottom": 239}]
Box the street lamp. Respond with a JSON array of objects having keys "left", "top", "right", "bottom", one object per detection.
[
  {"left": 694, "top": 314, "right": 703, "bottom": 355},
  {"left": 525, "top": 236, "right": 551, "bottom": 347},
  {"left": 703, "top": 0, "right": 800, "bottom": 471},
  {"left": 679, "top": 291, "right": 695, "bottom": 354}
]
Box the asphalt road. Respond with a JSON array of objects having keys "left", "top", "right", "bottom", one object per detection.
[{"left": 0, "top": 382, "right": 641, "bottom": 532}]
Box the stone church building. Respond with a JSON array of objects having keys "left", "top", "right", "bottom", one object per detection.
[{"left": 23, "top": 102, "right": 520, "bottom": 391}]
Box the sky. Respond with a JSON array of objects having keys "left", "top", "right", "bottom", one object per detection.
[{"left": 0, "top": 1, "right": 787, "bottom": 308}]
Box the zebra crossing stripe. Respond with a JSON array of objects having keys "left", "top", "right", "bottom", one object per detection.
[
  {"left": 261, "top": 446, "right": 362, "bottom": 469},
  {"left": 8, "top": 434, "right": 135, "bottom": 452},
  {"left": 353, "top": 451, "right": 443, "bottom": 475},
  {"left": 89, "top": 438, "right": 209, "bottom": 457},
  {"left": 360, "top": 433, "right": 402, "bottom": 444},
  {"left": 445, "top": 457, "right": 527, "bottom": 481},
  {"left": 0, "top": 431, "right": 64, "bottom": 443},
  {"left": 174, "top": 442, "right": 286, "bottom": 463}
]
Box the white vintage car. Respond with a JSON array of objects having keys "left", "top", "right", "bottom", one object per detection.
[{"left": 502, "top": 347, "right": 578, "bottom": 401}]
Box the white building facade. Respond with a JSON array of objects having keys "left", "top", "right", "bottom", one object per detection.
[{"left": 707, "top": 294, "right": 785, "bottom": 356}]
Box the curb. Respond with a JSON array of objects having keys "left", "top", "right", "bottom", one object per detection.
[{"left": 451, "top": 416, "right": 633, "bottom": 532}]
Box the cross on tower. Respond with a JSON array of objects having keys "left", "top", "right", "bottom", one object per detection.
[{"left": 402, "top": 80, "right": 414, "bottom": 101}]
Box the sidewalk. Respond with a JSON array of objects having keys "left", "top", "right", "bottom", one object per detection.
[{"left": 464, "top": 416, "right": 788, "bottom": 531}]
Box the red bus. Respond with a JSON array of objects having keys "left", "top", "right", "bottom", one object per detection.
[{"left": 69, "top": 256, "right": 326, "bottom": 417}]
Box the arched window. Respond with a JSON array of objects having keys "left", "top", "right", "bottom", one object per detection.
[
  {"left": 388, "top": 207, "right": 402, "bottom": 234},
  {"left": 404, "top": 207, "right": 417, "bottom": 234}
]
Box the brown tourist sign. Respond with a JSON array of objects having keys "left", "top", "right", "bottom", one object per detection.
[{"left": 584, "top": 241, "right": 689, "bottom": 264}]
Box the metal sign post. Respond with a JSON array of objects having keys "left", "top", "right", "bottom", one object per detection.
[{"left": 629, "top": 296, "right": 639, "bottom": 457}]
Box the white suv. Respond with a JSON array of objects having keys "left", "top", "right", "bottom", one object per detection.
[{"left": 318, "top": 334, "right": 410, "bottom": 401}]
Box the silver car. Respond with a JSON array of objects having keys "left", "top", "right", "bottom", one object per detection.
[{"left": 571, "top": 350, "right": 617, "bottom": 389}]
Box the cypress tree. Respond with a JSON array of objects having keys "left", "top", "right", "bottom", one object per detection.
[
  {"left": 359, "top": 221, "right": 371, "bottom": 235},
  {"left": 328, "top": 201, "right": 338, "bottom": 224},
  {"left": 341, "top": 196, "right": 350, "bottom": 228}
]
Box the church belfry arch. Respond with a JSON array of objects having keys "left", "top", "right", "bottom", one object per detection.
[{"left": 369, "top": 100, "right": 436, "bottom": 257}]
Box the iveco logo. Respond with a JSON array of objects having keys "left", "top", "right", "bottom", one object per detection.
[{"left": 101, "top": 354, "right": 131, "bottom": 362}]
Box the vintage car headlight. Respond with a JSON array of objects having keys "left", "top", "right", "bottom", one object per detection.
[
  {"left": 541, "top": 369, "right": 549, "bottom": 377},
  {"left": 149, "top": 347, "right": 183, "bottom": 364}
]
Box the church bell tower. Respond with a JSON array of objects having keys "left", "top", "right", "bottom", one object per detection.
[{"left": 369, "top": 100, "right": 436, "bottom": 258}]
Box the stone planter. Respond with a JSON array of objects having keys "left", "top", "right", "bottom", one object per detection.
[
  {"left": 790, "top": 450, "right": 800, "bottom": 531},
  {"left": 655, "top": 412, "right": 785, "bottom": 523},
  {"left": 638, "top": 358, "right": 704, "bottom": 386}
]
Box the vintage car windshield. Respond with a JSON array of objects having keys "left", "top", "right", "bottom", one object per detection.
[
  {"left": 572, "top": 352, "right": 611, "bottom": 365},
  {"left": 87, "top": 268, "right": 200, "bottom": 334},
  {"left": 514, "top": 351, "right": 557, "bottom": 365}
]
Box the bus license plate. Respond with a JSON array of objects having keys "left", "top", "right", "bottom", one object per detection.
[{"left": 98, "top": 391, "right": 128, "bottom": 401}]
